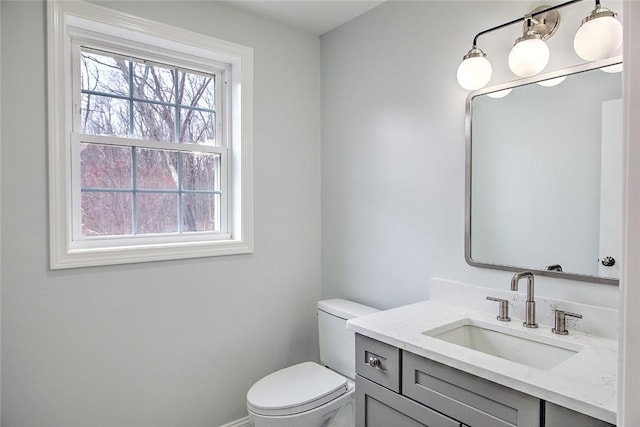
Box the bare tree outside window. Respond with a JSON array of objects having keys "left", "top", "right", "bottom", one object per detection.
[{"left": 79, "top": 49, "right": 220, "bottom": 237}]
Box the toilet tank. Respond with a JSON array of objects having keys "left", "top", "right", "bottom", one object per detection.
[{"left": 317, "top": 299, "right": 379, "bottom": 379}]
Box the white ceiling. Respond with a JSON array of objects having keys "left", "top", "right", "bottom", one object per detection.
[{"left": 223, "top": 1, "right": 386, "bottom": 35}]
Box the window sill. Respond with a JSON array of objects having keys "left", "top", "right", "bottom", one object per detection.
[{"left": 51, "top": 237, "right": 253, "bottom": 269}]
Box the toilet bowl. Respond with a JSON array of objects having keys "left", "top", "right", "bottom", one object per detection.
[
  {"left": 246, "top": 299, "right": 378, "bottom": 427},
  {"left": 247, "top": 362, "right": 354, "bottom": 427}
]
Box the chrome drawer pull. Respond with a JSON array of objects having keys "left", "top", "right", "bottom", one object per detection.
[{"left": 368, "top": 356, "right": 381, "bottom": 368}]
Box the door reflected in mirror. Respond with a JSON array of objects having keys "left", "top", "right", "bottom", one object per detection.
[{"left": 466, "top": 58, "right": 622, "bottom": 285}]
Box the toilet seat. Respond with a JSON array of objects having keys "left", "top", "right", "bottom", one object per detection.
[{"left": 247, "top": 362, "right": 348, "bottom": 417}]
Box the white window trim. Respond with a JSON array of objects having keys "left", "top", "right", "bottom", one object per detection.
[{"left": 47, "top": 1, "right": 253, "bottom": 269}]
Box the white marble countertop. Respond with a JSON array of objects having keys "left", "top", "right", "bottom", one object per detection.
[{"left": 347, "top": 300, "right": 617, "bottom": 424}]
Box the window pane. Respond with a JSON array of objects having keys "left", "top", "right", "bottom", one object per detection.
[
  {"left": 132, "top": 61, "right": 175, "bottom": 103},
  {"left": 179, "top": 71, "right": 215, "bottom": 109},
  {"left": 136, "top": 148, "right": 178, "bottom": 190},
  {"left": 81, "top": 143, "right": 132, "bottom": 189},
  {"left": 132, "top": 101, "right": 175, "bottom": 143},
  {"left": 81, "top": 51, "right": 129, "bottom": 96},
  {"left": 81, "top": 94, "right": 129, "bottom": 136},
  {"left": 137, "top": 193, "right": 178, "bottom": 234},
  {"left": 183, "top": 193, "right": 219, "bottom": 232},
  {"left": 81, "top": 191, "right": 132, "bottom": 237},
  {"left": 181, "top": 152, "right": 219, "bottom": 191},
  {"left": 179, "top": 108, "right": 216, "bottom": 144}
]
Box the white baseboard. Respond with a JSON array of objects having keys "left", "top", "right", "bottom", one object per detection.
[{"left": 219, "top": 416, "right": 251, "bottom": 427}]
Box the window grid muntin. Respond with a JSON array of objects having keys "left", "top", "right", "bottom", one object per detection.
[
  {"left": 80, "top": 90, "right": 217, "bottom": 119},
  {"left": 82, "top": 45, "right": 222, "bottom": 88},
  {"left": 79, "top": 142, "right": 221, "bottom": 238},
  {"left": 75, "top": 44, "right": 226, "bottom": 241},
  {"left": 175, "top": 147, "right": 182, "bottom": 233},
  {"left": 128, "top": 59, "right": 134, "bottom": 135},
  {"left": 131, "top": 143, "right": 138, "bottom": 234},
  {"left": 81, "top": 187, "right": 222, "bottom": 195},
  {"left": 80, "top": 47, "right": 217, "bottom": 144}
]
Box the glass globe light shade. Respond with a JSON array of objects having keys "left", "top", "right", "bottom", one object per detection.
[
  {"left": 601, "top": 63, "right": 623, "bottom": 73},
  {"left": 456, "top": 49, "right": 492, "bottom": 91},
  {"left": 537, "top": 76, "right": 567, "bottom": 87},
  {"left": 508, "top": 36, "right": 550, "bottom": 77},
  {"left": 574, "top": 11, "right": 622, "bottom": 61},
  {"left": 486, "top": 88, "right": 512, "bottom": 99}
]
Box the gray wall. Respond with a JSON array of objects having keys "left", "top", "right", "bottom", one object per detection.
[
  {"left": 1, "top": 1, "right": 321, "bottom": 426},
  {"left": 321, "top": 1, "right": 620, "bottom": 310}
]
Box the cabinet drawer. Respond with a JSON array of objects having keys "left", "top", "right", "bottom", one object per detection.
[
  {"left": 356, "top": 375, "right": 460, "bottom": 427},
  {"left": 545, "top": 402, "right": 615, "bottom": 427},
  {"left": 355, "top": 334, "right": 401, "bottom": 392},
  {"left": 402, "top": 352, "right": 540, "bottom": 427}
]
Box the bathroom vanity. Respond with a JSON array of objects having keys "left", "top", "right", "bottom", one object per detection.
[{"left": 348, "top": 300, "right": 617, "bottom": 427}]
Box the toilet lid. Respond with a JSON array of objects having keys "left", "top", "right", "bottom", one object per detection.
[{"left": 247, "top": 362, "right": 348, "bottom": 417}]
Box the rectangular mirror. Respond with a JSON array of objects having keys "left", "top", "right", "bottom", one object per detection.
[{"left": 466, "top": 57, "right": 622, "bottom": 285}]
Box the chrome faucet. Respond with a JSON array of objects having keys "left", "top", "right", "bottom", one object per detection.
[{"left": 510, "top": 271, "right": 538, "bottom": 328}]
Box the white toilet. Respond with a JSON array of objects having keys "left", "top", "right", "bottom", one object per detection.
[{"left": 247, "top": 299, "right": 378, "bottom": 427}]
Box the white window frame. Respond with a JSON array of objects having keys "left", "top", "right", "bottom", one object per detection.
[
  {"left": 72, "top": 45, "right": 229, "bottom": 244},
  {"left": 47, "top": 1, "right": 254, "bottom": 269}
]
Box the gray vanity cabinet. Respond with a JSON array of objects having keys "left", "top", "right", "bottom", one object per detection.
[
  {"left": 402, "top": 351, "right": 540, "bottom": 427},
  {"left": 355, "top": 334, "right": 613, "bottom": 427},
  {"left": 356, "top": 333, "right": 454, "bottom": 427},
  {"left": 356, "top": 376, "right": 460, "bottom": 427}
]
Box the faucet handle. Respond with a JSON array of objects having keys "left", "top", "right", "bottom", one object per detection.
[
  {"left": 552, "top": 310, "right": 583, "bottom": 335},
  {"left": 486, "top": 296, "right": 511, "bottom": 322}
]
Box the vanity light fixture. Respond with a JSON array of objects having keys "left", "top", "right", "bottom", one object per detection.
[
  {"left": 508, "top": 7, "right": 558, "bottom": 77},
  {"left": 456, "top": 47, "right": 492, "bottom": 91},
  {"left": 508, "top": 30, "right": 550, "bottom": 77},
  {"left": 456, "top": 0, "right": 622, "bottom": 90},
  {"left": 574, "top": 0, "right": 623, "bottom": 61}
]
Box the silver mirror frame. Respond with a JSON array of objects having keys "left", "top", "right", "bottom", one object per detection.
[{"left": 465, "top": 56, "right": 623, "bottom": 286}]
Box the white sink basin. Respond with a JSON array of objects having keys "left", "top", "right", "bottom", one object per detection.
[{"left": 423, "top": 318, "right": 584, "bottom": 370}]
